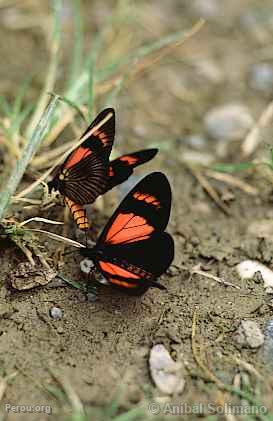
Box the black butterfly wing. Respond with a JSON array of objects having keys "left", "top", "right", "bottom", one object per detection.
[
  {"left": 83, "top": 172, "right": 173, "bottom": 294},
  {"left": 98, "top": 171, "right": 172, "bottom": 245},
  {"left": 78, "top": 108, "right": 115, "bottom": 160},
  {"left": 95, "top": 232, "right": 174, "bottom": 295},
  {"left": 58, "top": 153, "right": 109, "bottom": 205},
  {"left": 106, "top": 148, "right": 158, "bottom": 191},
  {"left": 48, "top": 108, "right": 115, "bottom": 204}
]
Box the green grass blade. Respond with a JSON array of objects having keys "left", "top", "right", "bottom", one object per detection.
[
  {"left": 25, "top": 0, "right": 62, "bottom": 139},
  {"left": 66, "top": 0, "right": 84, "bottom": 89},
  {"left": 211, "top": 162, "right": 256, "bottom": 173},
  {"left": 0, "top": 95, "right": 59, "bottom": 220},
  {"left": 11, "top": 77, "right": 32, "bottom": 121},
  {"left": 96, "top": 25, "right": 202, "bottom": 83}
]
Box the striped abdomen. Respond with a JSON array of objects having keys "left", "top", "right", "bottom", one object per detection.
[{"left": 64, "top": 198, "right": 89, "bottom": 231}]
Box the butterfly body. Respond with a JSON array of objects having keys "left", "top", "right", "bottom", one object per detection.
[{"left": 80, "top": 172, "right": 174, "bottom": 295}]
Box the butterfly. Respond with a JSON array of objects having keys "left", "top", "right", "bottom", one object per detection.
[
  {"left": 48, "top": 108, "right": 158, "bottom": 231},
  {"left": 80, "top": 172, "right": 174, "bottom": 295}
]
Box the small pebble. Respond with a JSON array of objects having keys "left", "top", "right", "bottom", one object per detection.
[
  {"left": 182, "top": 150, "right": 214, "bottom": 166},
  {"left": 204, "top": 103, "right": 254, "bottom": 141},
  {"left": 57, "top": 326, "right": 64, "bottom": 334},
  {"left": 193, "top": 0, "right": 220, "bottom": 19},
  {"left": 87, "top": 292, "right": 97, "bottom": 303},
  {"left": 149, "top": 344, "right": 185, "bottom": 395},
  {"left": 236, "top": 260, "right": 273, "bottom": 291},
  {"left": 50, "top": 307, "right": 63, "bottom": 320},
  {"left": 234, "top": 320, "right": 264, "bottom": 349},
  {"left": 183, "top": 134, "right": 207, "bottom": 150},
  {"left": 249, "top": 63, "right": 273, "bottom": 93}
]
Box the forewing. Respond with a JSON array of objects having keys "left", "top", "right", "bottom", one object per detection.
[
  {"left": 98, "top": 172, "right": 172, "bottom": 246},
  {"left": 64, "top": 108, "right": 115, "bottom": 169},
  {"left": 107, "top": 149, "right": 158, "bottom": 191}
]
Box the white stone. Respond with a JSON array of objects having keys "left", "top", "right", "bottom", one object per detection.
[
  {"left": 236, "top": 260, "right": 273, "bottom": 289},
  {"left": 204, "top": 104, "right": 254, "bottom": 141},
  {"left": 149, "top": 344, "right": 185, "bottom": 395}
]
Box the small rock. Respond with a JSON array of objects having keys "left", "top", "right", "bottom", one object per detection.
[
  {"left": 182, "top": 150, "right": 214, "bottom": 166},
  {"left": 193, "top": 0, "right": 220, "bottom": 19},
  {"left": 56, "top": 326, "right": 65, "bottom": 334},
  {"left": 50, "top": 307, "right": 63, "bottom": 320},
  {"left": 87, "top": 292, "right": 97, "bottom": 302},
  {"left": 183, "top": 134, "right": 207, "bottom": 150},
  {"left": 149, "top": 344, "right": 185, "bottom": 395},
  {"left": 236, "top": 260, "right": 273, "bottom": 290},
  {"left": 249, "top": 63, "right": 273, "bottom": 93},
  {"left": 204, "top": 103, "right": 254, "bottom": 141},
  {"left": 234, "top": 320, "right": 264, "bottom": 349},
  {"left": 167, "top": 265, "right": 180, "bottom": 277},
  {"left": 194, "top": 60, "right": 223, "bottom": 84}
]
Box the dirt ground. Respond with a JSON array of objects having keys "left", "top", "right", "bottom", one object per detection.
[{"left": 1, "top": 0, "right": 273, "bottom": 420}]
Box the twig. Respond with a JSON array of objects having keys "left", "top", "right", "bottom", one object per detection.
[
  {"left": 24, "top": 228, "right": 84, "bottom": 248},
  {"left": 0, "top": 96, "right": 59, "bottom": 220},
  {"left": 241, "top": 100, "right": 273, "bottom": 157},
  {"left": 205, "top": 170, "right": 258, "bottom": 196},
  {"left": 187, "top": 164, "right": 230, "bottom": 215},
  {"left": 191, "top": 266, "right": 240, "bottom": 289}
]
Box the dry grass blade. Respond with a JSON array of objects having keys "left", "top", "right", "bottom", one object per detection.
[
  {"left": 192, "top": 309, "right": 224, "bottom": 387},
  {"left": 19, "top": 217, "right": 64, "bottom": 227},
  {"left": 187, "top": 164, "right": 230, "bottom": 215},
  {"left": 205, "top": 170, "right": 258, "bottom": 196},
  {"left": 48, "top": 367, "right": 84, "bottom": 415},
  {"left": 230, "top": 356, "right": 263, "bottom": 381},
  {"left": 241, "top": 100, "right": 273, "bottom": 157},
  {"left": 131, "top": 18, "right": 205, "bottom": 80},
  {"left": 32, "top": 139, "right": 75, "bottom": 169},
  {"left": 191, "top": 266, "right": 240, "bottom": 289},
  {"left": 25, "top": 228, "right": 84, "bottom": 248},
  {"left": 0, "top": 377, "right": 7, "bottom": 401},
  {"left": 15, "top": 110, "right": 113, "bottom": 200}
]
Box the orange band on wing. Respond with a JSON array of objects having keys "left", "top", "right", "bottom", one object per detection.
[
  {"left": 98, "top": 261, "right": 140, "bottom": 288},
  {"left": 105, "top": 213, "right": 154, "bottom": 245},
  {"left": 119, "top": 155, "right": 139, "bottom": 165},
  {"left": 99, "top": 261, "right": 139, "bottom": 279},
  {"left": 64, "top": 147, "right": 91, "bottom": 169},
  {"left": 133, "top": 192, "right": 161, "bottom": 208}
]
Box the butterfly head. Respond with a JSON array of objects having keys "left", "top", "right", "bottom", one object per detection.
[
  {"left": 48, "top": 169, "right": 69, "bottom": 194},
  {"left": 80, "top": 246, "right": 98, "bottom": 260}
]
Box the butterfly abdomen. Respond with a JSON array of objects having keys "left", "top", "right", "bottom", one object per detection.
[{"left": 65, "top": 198, "right": 89, "bottom": 231}]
